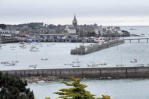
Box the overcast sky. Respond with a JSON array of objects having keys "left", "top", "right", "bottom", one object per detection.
[{"left": 0, "top": 0, "right": 149, "bottom": 25}]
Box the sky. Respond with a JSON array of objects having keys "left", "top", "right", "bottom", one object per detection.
[{"left": 0, "top": 0, "right": 149, "bottom": 26}]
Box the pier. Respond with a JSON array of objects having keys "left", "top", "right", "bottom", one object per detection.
[
  {"left": 1, "top": 67, "right": 149, "bottom": 79},
  {"left": 71, "top": 40, "right": 124, "bottom": 55},
  {"left": 124, "top": 38, "right": 149, "bottom": 43}
]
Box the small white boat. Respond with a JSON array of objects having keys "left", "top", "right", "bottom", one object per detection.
[
  {"left": 72, "top": 59, "right": 80, "bottom": 64},
  {"left": 30, "top": 46, "right": 39, "bottom": 52},
  {"left": 1, "top": 61, "right": 18, "bottom": 66},
  {"left": 37, "top": 80, "right": 45, "bottom": 83},
  {"left": 87, "top": 61, "right": 107, "bottom": 67},
  {"left": 71, "top": 59, "right": 80, "bottom": 67},
  {"left": 130, "top": 58, "right": 137, "bottom": 63},
  {"left": 29, "top": 64, "right": 37, "bottom": 69},
  {"left": 72, "top": 65, "right": 80, "bottom": 67},
  {"left": 98, "top": 62, "right": 107, "bottom": 66},
  {"left": 1, "top": 61, "right": 9, "bottom": 65},
  {"left": 41, "top": 58, "right": 48, "bottom": 61},
  {"left": 116, "top": 64, "right": 124, "bottom": 67},
  {"left": 87, "top": 63, "right": 99, "bottom": 67},
  {"left": 20, "top": 44, "right": 27, "bottom": 49}
]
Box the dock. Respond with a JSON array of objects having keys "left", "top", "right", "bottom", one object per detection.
[
  {"left": 71, "top": 40, "right": 124, "bottom": 55},
  {"left": 1, "top": 66, "right": 149, "bottom": 79}
]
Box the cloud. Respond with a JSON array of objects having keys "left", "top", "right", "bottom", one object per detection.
[{"left": 0, "top": 0, "right": 149, "bottom": 25}]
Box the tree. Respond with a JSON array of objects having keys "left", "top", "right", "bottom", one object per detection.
[
  {"left": 55, "top": 78, "right": 110, "bottom": 99},
  {"left": 0, "top": 72, "right": 34, "bottom": 99}
]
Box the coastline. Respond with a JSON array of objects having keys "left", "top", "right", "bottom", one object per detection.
[{"left": 22, "top": 76, "right": 58, "bottom": 83}]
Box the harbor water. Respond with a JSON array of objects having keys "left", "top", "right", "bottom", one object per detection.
[
  {"left": 1, "top": 26, "right": 149, "bottom": 99},
  {"left": 28, "top": 78, "right": 149, "bottom": 99}
]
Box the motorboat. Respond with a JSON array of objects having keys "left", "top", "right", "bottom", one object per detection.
[
  {"left": 98, "top": 62, "right": 107, "bottom": 66},
  {"left": 20, "top": 44, "right": 27, "bottom": 49},
  {"left": 71, "top": 59, "right": 80, "bottom": 67},
  {"left": 72, "top": 59, "right": 80, "bottom": 64},
  {"left": 87, "top": 63, "right": 99, "bottom": 67},
  {"left": 130, "top": 58, "right": 137, "bottom": 63},
  {"left": 41, "top": 57, "right": 48, "bottom": 61},
  {"left": 1, "top": 61, "right": 18, "bottom": 66},
  {"left": 30, "top": 46, "right": 39, "bottom": 52},
  {"left": 64, "top": 59, "right": 80, "bottom": 67},
  {"left": 87, "top": 62, "right": 107, "bottom": 67},
  {"left": 29, "top": 64, "right": 37, "bottom": 69},
  {"left": 116, "top": 64, "right": 124, "bottom": 67},
  {"left": 1, "top": 61, "right": 9, "bottom": 65}
]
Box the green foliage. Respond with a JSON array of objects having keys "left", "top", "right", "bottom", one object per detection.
[
  {"left": 0, "top": 72, "right": 34, "bottom": 99},
  {"left": 100, "top": 95, "right": 110, "bottom": 99},
  {"left": 45, "top": 97, "right": 51, "bottom": 99},
  {"left": 55, "top": 77, "right": 110, "bottom": 99}
]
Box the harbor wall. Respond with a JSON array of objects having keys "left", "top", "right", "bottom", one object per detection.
[
  {"left": 1, "top": 67, "right": 149, "bottom": 79},
  {"left": 71, "top": 40, "right": 124, "bottom": 55}
]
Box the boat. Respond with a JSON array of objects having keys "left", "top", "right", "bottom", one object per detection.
[
  {"left": 41, "top": 58, "right": 48, "bottom": 61},
  {"left": 87, "top": 63, "right": 99, "bottom": 67},
  {"left": 98, "top": 62, "right": 107, "bottom": 66},
  {"left": 1, "top": 61, "right": 18, "bottom": 66},
  {"left": 130, "top": 58, "right": 137, "bottom": 63},
  {"left": 116, "top": 64, "right": 124, "bottom": 67},
  {"left": 1, "top": 61, "right": 9, "bottom": 65},
  {"left": 5, "top": 61, "right": 16, "bottom": 66},
  {"left": 20, "top": 44, "right": 27, "bottom": 49},
  {"left": 30, "top": 46, "right": 39, "bottom": 52},
  {"left": 29, "top": 64, "right": 37, "bottom": 69},
  {"left": 87, "top": 62, "right": 107, "bottom": 67},
  {"left": 71, "top": 59, "right": 80, "bottom": 67},
  {"left": 19, "top": 42, "right": 26, "bottom": 44}
]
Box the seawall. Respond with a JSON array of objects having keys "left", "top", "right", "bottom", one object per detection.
[
  {"left": 71, "top": 40, "right": 124, "bottom": 55},
  {"left": 1, "top": 67, "right": 149, "bottom": 79}
]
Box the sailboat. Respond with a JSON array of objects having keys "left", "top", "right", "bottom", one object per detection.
[
  {"left": 72, "top": 59, "right": 80, "bottom": 67},
  {"left": 40, "top": 44, "right": 48, "bottom": 61}
]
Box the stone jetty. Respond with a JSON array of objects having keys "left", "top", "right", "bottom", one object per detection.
[
  {"left": 71, "top": 39, "right": 124, "bottom": 55},
  {"left": 1, "top": 67, "right": 149, "bottom": 81}
]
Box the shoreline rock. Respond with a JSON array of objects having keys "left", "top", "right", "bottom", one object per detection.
[{"left": 22, "top": 76, "right": 58, "bottom": 83}]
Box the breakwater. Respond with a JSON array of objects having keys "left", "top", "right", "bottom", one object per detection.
[
  {"left": 1, "top": 67, "right": 149, "bottom": 79},
  {"left": 71, "top": 40, "right": 124, "bottom": 55}
]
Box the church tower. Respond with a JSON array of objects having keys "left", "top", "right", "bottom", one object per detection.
[
  {"left": 72, "top": 15, "right": 77, "bottom": 27},
  {"left": 72, "top": 15, "right": 78, "bottom": 34}
]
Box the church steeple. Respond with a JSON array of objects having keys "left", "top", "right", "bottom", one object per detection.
[{"left": 72, "top": 15, "right": 77, "bottom": 27}]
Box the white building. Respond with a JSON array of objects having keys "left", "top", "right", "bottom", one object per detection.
[
  {"left": 0, "top": 29, "right": 19, "bottom": 36},
  {"left": 64, "top": 25, "right": 76, "bottom": 34}
]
